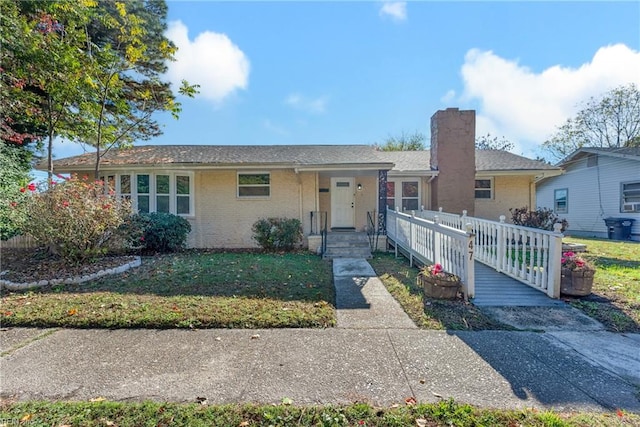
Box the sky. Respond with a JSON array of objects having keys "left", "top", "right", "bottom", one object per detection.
[{"left": 53, "top": 0, "right": 640, "bottom": 163}]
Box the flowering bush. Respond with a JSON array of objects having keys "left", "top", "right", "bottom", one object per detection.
[
  {"left": 23, "top": 175, "right": 132, "bottom": 263},
  {"left": 510, "top": 206, "right": 569, "bottom": 232},
  {"left": 561, "top": 251, "right": 594, "bottom": 272}
]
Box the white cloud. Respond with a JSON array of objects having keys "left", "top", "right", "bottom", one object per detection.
[
  {"left": 453, "top": 44, "right": 640, "bottom": 155},
  {"left": 379, "top": 2, "right": 407, "bottom": 22},
  {"left": 165, "top": 20, "right": 250, "bottom": 104},
  {"left": 262, "top": 119, "right": 289, "bottom": 136},
  {"left": 285, "top": 93, "right": 329, "bottom": 114}
]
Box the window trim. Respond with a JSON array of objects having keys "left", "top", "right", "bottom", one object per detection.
[
  {"left": 474, "top": 178, "right": 493, "bottom": 200},
  {"left": 621, "top": 180, "right": 640, "bottom": 212},
  {"left": 237, "top": 171, "right": 271, "bottom": 199},
  {"left": 386, "top": 178, "right": 421, "bottom": 212},
  {"left": 554, "top": 188, "right": 568, "bottom": 214},
  {"left": 102, "top": 172, "right": 194, "bottom": 217}
]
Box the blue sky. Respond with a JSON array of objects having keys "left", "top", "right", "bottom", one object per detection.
[{"left": 54, "top": 1, "right": 640, "bottom": 162}]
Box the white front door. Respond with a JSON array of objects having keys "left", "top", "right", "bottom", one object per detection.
[{"left": 331, "top": 177, "right": 355, "bottom": 228}]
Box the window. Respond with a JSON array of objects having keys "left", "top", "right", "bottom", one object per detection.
[
  {"left": 156, "top": 174, "right": 170, "bottom": 213},
  {"left": 137, "top": 174, "right": 150, "bottom": 213},
  {"left": 475, "top": 179, "right": 493, "bottom": 199},
  {"left": 98, "top": 172, "right": 192, "bottom": 215},
  {"left": 554, "top": 188, "right": 568, "bottom": 214},
  {"left": 238, "top": 172, "right": 270, "bottom": 197},
  {"left": 622, "top": 181, "right": 640, "bottom": 205},
  {"left": 386, "top": 179, "right": 420, "bottom": 211}
]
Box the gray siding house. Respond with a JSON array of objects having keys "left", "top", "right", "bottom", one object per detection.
[{"left": 536, "top": 147, "right": 640, "bottom": 241}]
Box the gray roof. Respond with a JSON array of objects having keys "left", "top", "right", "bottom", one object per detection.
[
  {"left": 48, "top": 145, "right": 393, "bottom": 169},
  {"left": 374, "top": 149, "right": 558, "bottom": 172},
  {"left": 46, "top": 144, "right": 559, "bottom": 174},
  {"left": 560, "top": 147, "right": 640, "bottom": 165}
]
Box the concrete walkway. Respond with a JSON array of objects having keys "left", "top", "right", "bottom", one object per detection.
[
  {"left": 1, "top": 258, "right": 639, "bottom": 412},
  {"left": 333, "top": 258, "right": 416, "bottom": 329}
]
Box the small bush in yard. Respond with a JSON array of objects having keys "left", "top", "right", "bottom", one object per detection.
[
  {"left": 23, "top": 175, "right": 132, "bottom": 263},
  {"left": 509, "top": 206, "right": 568, "bottom": 232},
  {"left": 125, "top": 212, "right": 191, "bottom": 253},
  {"left": 252, "top": 217, "right": 302, "bottom": 251}
]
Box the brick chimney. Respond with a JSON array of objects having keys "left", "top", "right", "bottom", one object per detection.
[{"left": 430, "top": 108, "right": 476, "bottom": 216}]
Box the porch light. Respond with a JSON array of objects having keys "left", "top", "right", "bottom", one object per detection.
[{"left": 357, "top": 183, "right": 363, "bottom": 191}]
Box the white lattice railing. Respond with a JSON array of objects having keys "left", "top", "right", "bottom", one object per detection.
[
  {"left": 415, "top": 208, "right": 563, "bottom": 298},
  {"left": 386, "top": 208, "right": 475, "bottom": 298}
]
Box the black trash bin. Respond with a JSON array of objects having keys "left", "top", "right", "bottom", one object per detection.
[{"left": 604, "top": 217, "right": 635, "bottom": 240}]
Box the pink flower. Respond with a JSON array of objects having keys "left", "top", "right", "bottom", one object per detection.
[
  {"left": 561, "top": 257, "right": 566, "bottom": 264},
  {"left": 62, "top": 201, "right": 69, "bottom": 207},
  {"left": 27, "top": 183, "right": 36, "bottom": 191},
  {"left": 19, "top": 187, "right": 26, "bottom": 193},
  {"left": 430, "top": 263, "right": 443, "bottom": 275},
  {"left": 563, "top": 251, "right": 575, "bottom": 258}
]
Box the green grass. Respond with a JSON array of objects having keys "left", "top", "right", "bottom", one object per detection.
[
  {"left": 1, "top": 251, "right": 335, "bottom": 329},
  {"left": 1, "top": 399, "right": 637, "bottom": 427},
  {"left": 562, "top": 237, "right": 640, "bottom": 333},
  {"left": 369, "top": 253, "right": 512, "bottom": 330}
]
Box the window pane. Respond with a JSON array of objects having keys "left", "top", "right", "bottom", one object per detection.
[
  {"left": 402, "top": 199, "right": 419, "bottom": 211},
  {"left": 176, "top": 175, "right": 190, "bottom": 195},
  {"left": 386, "top": 198, "right": 395, "bottom": 210},
  {"left": 475, "top": 179, "right": 491, "bottom": 189},
  {"left": 239, "top": 174, "right": 269, "bottom": 185},
  {"left": 120, "top": 175, "right": 131, "bottom": 194},
  {"left": 336, "top": 181, "right": 350, "bottom": 187},
  {"left": 475, "top": 190, "right": 491, "bottom": 199},
  {"left": 386, "top": 182, "right": 395, "bottom": 198},
  {"left": 239, "top": 186, "right": 270, "bottom": 197},
  {"left": 402, "top": 181, "right": 418, "bottom": 197},
  {"left": 157, "top": 195, "right": 170, "bottom": 213},
  {"left": 156, "top": 175, "right": 170, "bottom": 194},
  {"left": 138, "top": 195, "right": 149, "bottom": 213},
  {"left": 137, "top": 175, "right": 149, "bottom": 194},
  {"left": 177, "top": 196, "right": 190, "bottom": 214}
]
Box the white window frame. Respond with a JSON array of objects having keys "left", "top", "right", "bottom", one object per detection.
[
  {"left": 554, "top": 188, "right": 568, "bottom": 214},
  {"left": 621, "top": 181, "right": 640, "bottom": 211},
  {"left": 101, "top": 172, "right": 194, "bottom": 217},
  {"left": 387, "top": 178, "right": 421, "bottom": 212},
  {"left": 237, "top": 171, "right": 271, "bottom": 199},
  {"left": 475, "top": 178, "right": 493, "bottom": 199}
]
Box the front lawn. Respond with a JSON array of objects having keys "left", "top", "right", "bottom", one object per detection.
[
  {"left": 561, "top": 237, "right": 640, "bottom": 333},
  {"left": 369, "top": 254, "right": 511, "bottom": 330},
  {"left": 1, "top": 251, "right": 335, "bottom": 329}
]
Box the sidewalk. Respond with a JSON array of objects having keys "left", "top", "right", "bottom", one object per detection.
[{"left": 1, "top": 259, "right": 639, "bottom": 412}]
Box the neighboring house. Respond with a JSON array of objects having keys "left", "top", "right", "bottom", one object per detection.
[
  {"left": 43, "top": 108, "right": 560, "bottom": 249},
  {"left": 537, "top": 147, "right": 640, "bottom": 241}
]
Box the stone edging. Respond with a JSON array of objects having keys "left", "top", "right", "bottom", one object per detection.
[{"left": 0, "top": 256, "right": 141, "bottom": 291}]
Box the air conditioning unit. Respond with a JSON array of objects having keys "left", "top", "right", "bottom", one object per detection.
[{"left": 622, "top": 202, "right": 640, "bottom": 213}]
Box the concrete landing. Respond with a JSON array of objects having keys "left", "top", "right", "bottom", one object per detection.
[{"left": 332, "top": 258, "right": 416, "bottom": 329}]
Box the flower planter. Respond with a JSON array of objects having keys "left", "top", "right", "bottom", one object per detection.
[
  {"left": 560, "top": 268, "right": 595, "bottom": 296},
  {"left": 418, "top": 273, "right": 461, "bottom": 299}
]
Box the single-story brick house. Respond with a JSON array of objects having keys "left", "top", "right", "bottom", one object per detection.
[{"left": 44, "top": 108, "right": 561, "bottom": 249}]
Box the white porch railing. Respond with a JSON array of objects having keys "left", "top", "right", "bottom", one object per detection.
[
  {"left": 415, "top": 208, "right": 563, "bottom": 298},
  {"left": 386, "top": 208, "right": 475, "bottom": 298}
]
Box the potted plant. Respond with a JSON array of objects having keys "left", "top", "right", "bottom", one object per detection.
[
  {"left": 560, "top": 251, "right": 595, "bottom": 296},
  {"left": 417, "top": 263, "right": 461, "bottom": 299}
]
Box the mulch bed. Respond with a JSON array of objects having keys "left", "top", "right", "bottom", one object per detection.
[{"left": 1, "top": 248, "right": 137, "bottom": 284}]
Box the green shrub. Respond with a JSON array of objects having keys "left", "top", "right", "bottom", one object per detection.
[
  {"left": 125, "top": 212, "right": 191, "bottom": 253},
  {"left": 23, "top": 175, "right": 132, "bottom": 263},
  {"left": 252, "top": 217, "right": 302, "bottom": 251},
  {"left": 509, "top": 206, "right": 569, "bottom": 232}
]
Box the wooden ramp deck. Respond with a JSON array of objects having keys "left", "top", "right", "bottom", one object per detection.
[{"left": 473, "top": 262, "right": 566, "bottom": 307}]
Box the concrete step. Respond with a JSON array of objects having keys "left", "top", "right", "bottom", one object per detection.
[{"left": 323, "top": 247, "right": 372, "bottom": 260}]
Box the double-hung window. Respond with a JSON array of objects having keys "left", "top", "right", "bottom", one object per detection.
[
  {"left": 554, "top": 188, "right": 568, "bottom": 214},
  {"left": 238, "top": 172, "right": 270, "bottom": 197},
  {"left": 475, "top": 179, "right": 493, "bottom": 199},
  {"left": 386, "top": 179, "right": 420, "bottom": 211}
]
